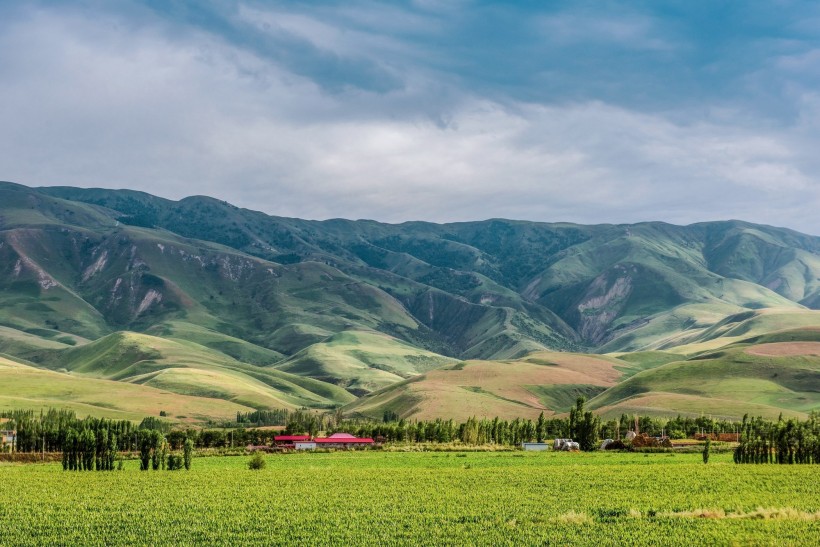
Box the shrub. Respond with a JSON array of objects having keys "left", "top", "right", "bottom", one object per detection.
[
  {"left": 167, "top": 454, "right": 184, "bottom": 471},
  {"left": 248, "top": 451, "right": 266, "bottom": 470}
]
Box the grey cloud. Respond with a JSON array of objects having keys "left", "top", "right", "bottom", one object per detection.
[{"left": 0, "top": 1, "right": 818, "bottom": 236}]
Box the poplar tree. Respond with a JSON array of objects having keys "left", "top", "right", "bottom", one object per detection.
[
  {"left": 183, "top": 438, "right": 193, "bottom": 470},
  {"left": 106, "top": 434, "right": 116, "bottom": 471},
  {"left": 536, "top": 412, "right": 546, "bottom": 443},
  {"left": 151, "top": 431, "right": 163, "bottom": 471}
]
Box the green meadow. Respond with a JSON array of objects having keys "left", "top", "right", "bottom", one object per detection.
[{"left": 1, "top": 452, "right": 818, "bottom": 546}]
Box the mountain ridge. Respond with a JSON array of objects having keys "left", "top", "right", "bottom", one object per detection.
[{"left": 1, "top": 180, "right": 818, "bottom": 421}]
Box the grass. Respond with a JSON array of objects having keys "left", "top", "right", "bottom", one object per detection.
[
  {"left": 38, "top": 331, "right": 354, "bottom": 410},
  {"left": 1, "top": 451, "right": 819, "bottom": 545},
  {"left": 148, "top": 321, "right": 284, "bottom": 365},
  {"left": 0, "top": 354, "right": 250, "bottom": 422},
  {"left": 346, "top": 352, "right": 626, "bottom": 420},
  {"left": 349, "top": 333, "right": 820, "bottom": 421},
  {"left": 665, "top": 309, "right": 820, "bottom": 355},
  {"left": 589, "top": 341, "right": 820, "bottom": 419},
  {"left": 274, "top": 330, "right": 456, "bottom": 395}
]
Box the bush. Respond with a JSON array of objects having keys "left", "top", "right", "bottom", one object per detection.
[
  {"left": 167, "top": 454, "right": 184, "bottom": 471},
  {"left": 703, "top": 438, "right": 711, "bottom": 464},
  {"left": 248, "top": 451, "right": 266, "bottom": 470}
]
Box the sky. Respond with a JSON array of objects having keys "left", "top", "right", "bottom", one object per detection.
[{"left": 1, "top": 1, "right": 819, "bottom": 234}]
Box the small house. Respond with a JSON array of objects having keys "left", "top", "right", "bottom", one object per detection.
[{"left": 273, "top": 435, "right": 311, "bottom": 450}]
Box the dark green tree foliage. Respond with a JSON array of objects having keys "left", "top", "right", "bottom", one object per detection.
[
  {"left": 80, "top": 429, "right": 95, "bottom": 471},
  {"left": 58, "top": 427, "right": 119, "bottom": 472},
  {"left": 235, "top": 409, "right": 290, "bottom": 427},
  {"left": 536, "top": 412, "right": 546, "bottom": 443},
  {"left": 569, "top": 398, "right": 600, "bottom": 451},
  {"left": 284, "top": 410, "right": 322, "bottom": 437},
  {"left": 139, "top": 416, "right": 171, "bottom": 434},
  {"left": 703, "top": 437, "right": 711, "bottom": 464},
  {"left": 107, "top": 434, "right": 117, "bottom": 471},
  {"left": 151, "top": 431, "right": 163, "bottom": 471},
  {"left": 183, "top": 438, "right": 193, "bottom": 471},
  {"left": 1, "top": 409, "right": 134, "bottom": 453},
  {"left": 167, "top": 454, "right": 184, "bottom": 470},
  {"left": 96, "top": 429, "right": 108, "bottom": 471},
  {"left": 62, "top": 429, "right": 77, "bottom": 471},
  {"left": 734, "top": 412, "right": 820, "bottom": 465},
  {"left": 138, "top": 430, "right": 154, "bottom": 471}
]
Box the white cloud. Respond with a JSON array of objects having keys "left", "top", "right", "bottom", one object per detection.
[{"left": 0, "top": 3, "right": 818, "bottom": 235}]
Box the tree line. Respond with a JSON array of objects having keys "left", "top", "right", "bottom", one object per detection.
[
  {"left": 733, "top": 412, "right": 820, "bottom": 465},
  {"left": 3, "top": 409, "right": 193, "bottom": 470},
  {"left": 3, "top": 409, "right": 136, "bottom": 453},
  {"left": 9, "top": 403, "right": 799, "bottom": 457}
]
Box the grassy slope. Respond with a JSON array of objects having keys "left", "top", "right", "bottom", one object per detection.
[
  {"left": 1, "top": 183, "right": 819, "bottom": 421},
  {"left": 347, "top": 324, "right": 820, "bottom": 421},
  {"left": 274, "top": 330, "right": 457, "bottom": 395},
  {"left": 41, "top": 332, "right": 354, "bottom": 410},
  {"left": 0, "top": 354, "right": 250, "bottom": 421},
  {"left": 146, "top": 320, "right": 284, "bottom": 365},
  {"left": 345, "top": 351, "right": 636, "bottom": 421},
  {"left": 661, "top": 309, "right": 820, "bottom": 354},
  {"left": 588, "top": 329, "right": 820, "bottom": 420}
]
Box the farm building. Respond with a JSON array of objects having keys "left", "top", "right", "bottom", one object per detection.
[
  {"left": 521, "top": 442, "right": 549, "bottom": 451},
  {"left": 313, "top": 433, "right": 374, "bottom": 449},
  {"left": 270, "top": 433, "right": 374, "bottom": 450},
  {"left": 273, "top": 435, "right": 311, "bottom": 450}
]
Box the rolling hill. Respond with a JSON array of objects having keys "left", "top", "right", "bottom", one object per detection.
[
  {"left": 588, "top": 330, "right": 820, "bottom": 420},
  {"left": 36, "top": 331, "right": 354, "bottom": 411},
  {"left": 272, "top": 330, "right": 457, "bottom": 396},
  {"left": 0, "top": 180, "right": 818, "bottom": 422},
  {"left": 0, "top": 353, "right": 251, "bottom": 422}
]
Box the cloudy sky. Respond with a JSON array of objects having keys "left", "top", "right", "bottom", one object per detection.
[{"left": 1, "top": 1, "right": 819, "bottom": 233}]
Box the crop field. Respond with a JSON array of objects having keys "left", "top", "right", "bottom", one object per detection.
[{"left": 1, "top": 452, "right": 818, "bottom": 545}]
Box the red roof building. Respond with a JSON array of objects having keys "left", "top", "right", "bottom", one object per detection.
[
  {"left": 273, "top": 435, "right": 311, "bottom": 450},
  {"left": 313, "top": 433, "right": 374, "bottom": 447},
  {"left": 274, "top": 435, "right": 312, "bottom": 443},
  {"left": 270, "top": 432, "right": 374, "bottom": 450}
]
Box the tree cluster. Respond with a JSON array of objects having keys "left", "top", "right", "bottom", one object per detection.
[
  {"left": 3, "top": 409, "right": 135, "bottom": 453},
  {"left": 61, "top": 427, "right": 118, "bottom": 471},
  {"left": 733, "top": 412, "right": 820, "bottom": 465},
  {"left": 136, "top": 430, "right": 193, "bottom": 471}
]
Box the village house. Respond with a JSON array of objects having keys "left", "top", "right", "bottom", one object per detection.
[{"left": 273, "top": 435, "right": 311, "bottom": 450}]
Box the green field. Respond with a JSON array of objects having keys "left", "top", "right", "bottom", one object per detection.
[{"left": 1, "top": 452, "right": 818, "bottom": 545}]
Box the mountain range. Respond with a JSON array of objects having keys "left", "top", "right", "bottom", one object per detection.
[{"left": 1, "top": 180, "right": 818, "bottom": 422}]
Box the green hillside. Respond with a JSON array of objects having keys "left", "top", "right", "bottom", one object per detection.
[
  {"left": 0, "top": 180, "right": 818, "bottom": 421},
  {"left": 659, "top": 309, "right": 820, "bottom": 354},
  {"left": 345, "top": 351, "right": 643, "bottom": 421},
  {"left": 0, "top": 353, "right": 250, "bottom": 421},
  {"left": 588, "top": 330, "right": 820, "bottom": 420},
  {"left": 273, "top": 330, "right": 457, "bottom": 395},
  {"left": 38, "top": 332, "right": 354, "bottom": 410}
]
